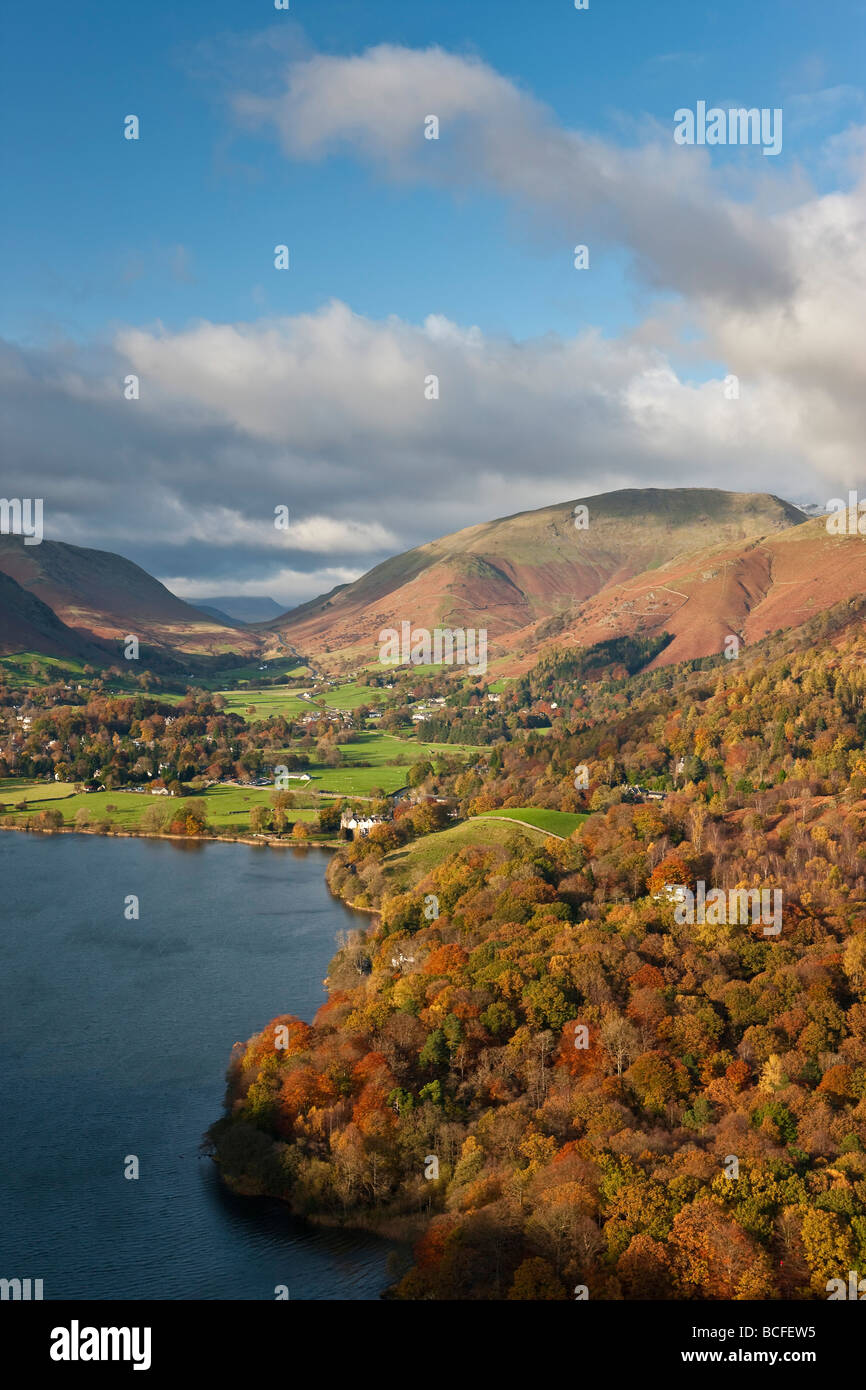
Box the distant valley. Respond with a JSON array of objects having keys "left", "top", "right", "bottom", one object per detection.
[{"left": 2, "top": 489, "right": 865, "bottom": 681}]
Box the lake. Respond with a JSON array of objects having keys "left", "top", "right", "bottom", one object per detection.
[{"left": 0, "top": 832, "right": 397, "bottom": 1299}]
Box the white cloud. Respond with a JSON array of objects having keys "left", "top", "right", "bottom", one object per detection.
[
  {"left": 2, "top": 42, "right": 864, "bottom": 600},
  {"left": 234, "top": 42, "right": 798, "bottom": 306},
  {"left": 165, "top": 565, "right": 362, "bottom": 609}
]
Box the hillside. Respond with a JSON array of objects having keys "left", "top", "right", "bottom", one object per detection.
[
  {"left": 0, "top": 536, "right": 261, "bottom": 658},
  {"left": 211, "top": 621, "right": 866, "bottom": 1302},
  {"left": 0, "top": 570, "right": 107, "bottom": 661},
  {"left": 196, "top": 595, "right": 286, "bottom": 624},
  {"left": 6, "top": 491, "right": 858, "bottom": 677},
  {"left": 536, "top": 515, "right": 866, "bottom": 670},
  {"left": 265, "top": 489, "right": 807, "bottom": 669},
  {"left": 380, "top": 816, "right": 554, "bottom": 891}
]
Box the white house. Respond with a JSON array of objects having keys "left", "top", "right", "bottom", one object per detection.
[
  {"left": 652, "top": 883, "right": 687, "bottom": 905},
  {"left": 340, "top": 811, "right": 386, "bottom": 838},
  {"left": 390, "top": 952, "right": 415, "bottom": 970}
]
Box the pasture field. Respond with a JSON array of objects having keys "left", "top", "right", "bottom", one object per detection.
[
  {"left": 210, "top": 687, "right": 314, "bottom": 720},
  {"left": 305, "top": 731, "right": 484, "bottom": 795},
  {"left": 208, "top": 681, "right": 385, "bottom": 721},
  {"left": 314, "top": 683, "right": 385, "bottom": 710},
  {"left": 381, "top": 817, "right": 550, "bottom": 890},
  {"left": 477, "top": 807, "right": 586, "bottom": 836},
  {"left": 306, "top": 732, "right": 416, "bottom": 795},
  {"left": 0, "top": 777, "right": 78, "bottom": 803},
  {"left": 0, "top": 780, "right": 322, "bottom": 832},
  {"left": 192, "top": 661, "right": 312, "bottom": 690}
]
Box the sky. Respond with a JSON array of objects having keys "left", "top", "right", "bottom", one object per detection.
[{"left": 1, "top": 0, "right": 864, "bottom": 608}]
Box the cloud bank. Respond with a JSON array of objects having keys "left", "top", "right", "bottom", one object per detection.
[{"left": 4, "top": 43, "right": 864, "bottom": 605}]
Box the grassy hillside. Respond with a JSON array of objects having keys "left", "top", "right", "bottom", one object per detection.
[
  {"left": 477, "top": 807, "right": 587, "bottom": 837},
  {"left": 266, "top": 488, "right": 807, "bottom": 669},
  {"left": 0, "top": 535, "right": 260, "bottom": 657},
  {"left": 0, "top": 572, "right": 107, "bottom": 662},
  {"left": 381, "top": 816, "right": 552, "bottom": 891}
]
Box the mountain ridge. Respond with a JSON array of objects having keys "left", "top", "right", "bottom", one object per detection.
[
  {"left": 0, "top": 535, "right": 260, "bottom": 658},
  {"left": 263, "top": 488, "right": 812, "bottom": 669},
  {"left": 5, "top": 489, "right": 861, "bottom": 678}
]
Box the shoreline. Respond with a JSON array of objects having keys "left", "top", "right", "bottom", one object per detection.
[
  {"left": 0, "top": 820, "right": 381, "bottom": 914},
  {"left": 216, "top": 1167, "right": 422, "bottom": 1247},
  {"left": 4, "top": 815, "right": 391, "bottom": 1255},
  {"left": 0, "top": 822, "right": 341, "bottom": 850}
]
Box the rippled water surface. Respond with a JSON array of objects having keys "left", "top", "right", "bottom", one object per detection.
[{"left": 0, "top": 833, "right": 395, "bottom": 1299}]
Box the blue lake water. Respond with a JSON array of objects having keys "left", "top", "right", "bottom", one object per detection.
[{"left": 0, "top": 832, "right": 396, "bottom": 1299}]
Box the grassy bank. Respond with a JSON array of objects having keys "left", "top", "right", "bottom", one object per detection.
[
  {"left": 379, "top": 815, "right": 555, "bottom": 891},
  {"left": 477, "top": 807, "right": 587, "bottom": 837}
]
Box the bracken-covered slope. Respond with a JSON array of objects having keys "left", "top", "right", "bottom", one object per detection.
[
  {"left": 0, "top": 535, "right": 261, "bottom": 657},
  {"left": 0, "top": 570, "right": 106, "bottom": 660},
  {"left": 518, "top": 516, "right": 866, "bottom": 672},
  {"left": 265, "top": 488, "right": 808, "bottom": 668}
]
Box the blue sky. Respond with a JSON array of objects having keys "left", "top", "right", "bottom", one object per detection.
[
  {"left": 4, "top": 0, "right": 860, "bottom": 343},
  {"left": 1, "top": 1, "right": 864, "bottom": 603}
]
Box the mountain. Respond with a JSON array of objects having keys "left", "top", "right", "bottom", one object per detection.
[
  {"left": 533, "top": 514, "right": 866, "bottom": 670},
  {"left": 8, "top": 490, "right": 859, "bottom": 677},
  {"left": 194, "top": 605, "right": 245, "bottom": 628},
  {"left": 194, "top": 595, "right": 286, "bottom": 624},
  {"left": 0, "top": 536, "right": 260, "bottom": 658},
  {"left": 0, "top": 570, "right": 106, "bottom": 661},
  {"left": 264, "top": 488, "right": 809, "bottom": 668}
]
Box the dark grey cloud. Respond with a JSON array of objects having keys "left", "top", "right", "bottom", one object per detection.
[{"left": 0, "top": 285, "right": 845, "bottom": 607}]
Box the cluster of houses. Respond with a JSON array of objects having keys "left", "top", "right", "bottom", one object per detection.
[
  {"left": 619, "top": 784, "right": 666, "bottom": 803},
  {"left": 339, "top": 810, "right": 388, "bottom": 839},
  {"left": 652, "top": 883, "right": 688, "bottom": 905},
  {"left": 410, "top": 696, "right": 447, "bottom": 723}
]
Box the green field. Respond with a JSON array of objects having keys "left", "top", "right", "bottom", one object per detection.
[
  {"left": 381, "top": 817, "right": 552, "bottom": 890},
  {"left": 0, "top": 777, "right": 79, "bottom": 803},
  {"left": 215, "top": 687, "right": 314, "bottom": 721},
  {"left": 304, "top": 732, "right": 484, "bottom": 795},
  {"left": 478, "top": 807, "right": 587, "bottom": 837},
  {"left": 314, "top": 682, "right": 385, "bottom": 710},
  {"left": 210, "top": 681, "right": 385, "bottom": 722},
  {"left": 189, "top": 661, "right": 312, "bottom": 691},
  {"left": 187, "top": 787, "right": 321, "bottom": 830},
  {"left": 0, "top": 779, "right": 324, "bottom": 833},
  {"left": 358, "top": 661, "right": 458, "bottom": 678},
  {"left": 306, "top": 731, "right": 423, "bottom": 795},
  {"left": 0, "top": 653, "right": 90, "bottom": 686}
]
